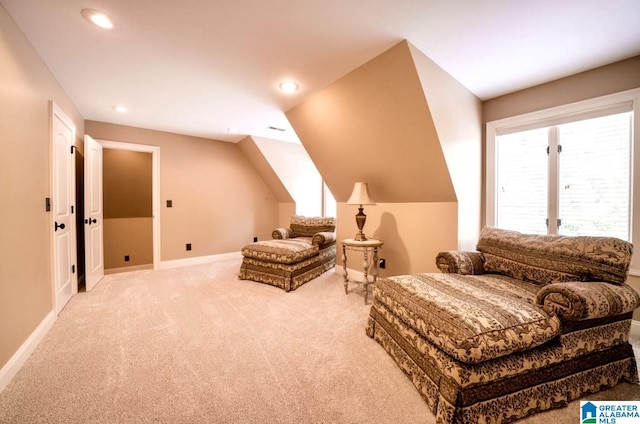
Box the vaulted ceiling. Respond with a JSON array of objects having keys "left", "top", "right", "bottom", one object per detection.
[{"left": 2, "top": 0, "right": 639, "bottom": 143}]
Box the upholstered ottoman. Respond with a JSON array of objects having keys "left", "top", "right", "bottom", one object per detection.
[{"left": 238, "top": 216, "right": 337, "bottom": 291}]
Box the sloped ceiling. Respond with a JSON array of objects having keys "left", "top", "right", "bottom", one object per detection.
[
  {"left": 3, "top": 0, "right": 639, "bottom": 143},
  {"left": 286, "top": 40, "right": 456, "bottom": 203}
]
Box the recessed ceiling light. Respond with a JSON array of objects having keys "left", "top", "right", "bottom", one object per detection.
[
  {"left": 81, "top": 9, "right": 114, "bottom": 30},
  {"left": 112, "top": 105, "right": 127, "bottom": 113},
  {"left": 278, "top": 80, "right": 299, "bottom": 94}
]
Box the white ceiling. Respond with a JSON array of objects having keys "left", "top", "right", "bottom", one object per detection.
[{"left": 2, "top": 0, "right": 639, "bottom": 143}]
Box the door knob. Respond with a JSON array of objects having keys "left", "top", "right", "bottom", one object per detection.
[
  {"left": 90, "top": 218, "right": 97, "bottom": 224},
  {"left": 54, "top": 221, "right": 65, "bottom": 231}
]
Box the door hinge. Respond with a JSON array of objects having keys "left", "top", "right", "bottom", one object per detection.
[
  {"left": 71, "top": 205, "right": 74, "bottom": 214},
  {"left": 545, "top": 218, "right": 562, "bottom": 227},
  {"left": 546, "top": 145, "right": 562, "bottom": 154},
  {"left": 71, "top": 264, "right": 76, "bottom": 274}
]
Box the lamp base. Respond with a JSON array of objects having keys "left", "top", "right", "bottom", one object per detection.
[
  {"left": 354, "top": 206, "right": 368, "bottom": 241},
  {"left": 354, "top": 231, "right": 368, "bottom": 241}
]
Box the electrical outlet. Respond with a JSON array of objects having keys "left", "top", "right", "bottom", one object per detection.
[
  {"left": 186, "top": 243, "right": 192, "bottom": 251},
  {"left": 124, "top": 255, "right": 130, "bottom": 262},
  {"left": 253, "top": 236, "right": 258, "bottom": 242},
  {"left": 379, "top": 258, "right": 386, "bottom": 269}
]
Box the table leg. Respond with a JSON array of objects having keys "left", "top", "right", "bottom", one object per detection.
[
  {"left": 342, "top": 244, "right": 348, "bottom": 294},
  {"left": 372, "top": 247, "right": 379, "bottom": 284},
  {"left": 363, "top": 248, "right": 370, "bottom": 304}
]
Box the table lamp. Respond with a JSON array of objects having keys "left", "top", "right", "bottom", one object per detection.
[{"left": 346, "top": 182, "right": 376, "bottom": 241}]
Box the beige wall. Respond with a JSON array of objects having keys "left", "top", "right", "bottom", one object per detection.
[
  {"left": 337, "top": 202, "right": 458, "bottom": 275},
  {"left": 103, "top": 218, "right": 154, "bottom": 269},
  {"left": 0, "top": 5, "right": 84, "bottom": 369},
  {"left": 85, "top": 121, "right": 280, "bottom": 260},
  {"left": 482, "top": 56, "right": 640, "bottom": 319},
  {"left": 483, "top": 56, "right": 640, "bottom": 123},
  {"left": 103, "top": 149, "right": 152, "bottom": 219}
]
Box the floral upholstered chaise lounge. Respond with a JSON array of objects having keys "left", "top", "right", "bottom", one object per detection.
[
  {"left": 367, "top": 226, "right": 640, "bottom": 424},
  {"left": 238, "top": 216, "right": 336, "bottom": 292}
]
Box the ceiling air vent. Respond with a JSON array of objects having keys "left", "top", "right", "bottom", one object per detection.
[{"left": 267, "top": 126, "right": 286, "bottom": 132}]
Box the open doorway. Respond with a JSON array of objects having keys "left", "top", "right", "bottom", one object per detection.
[
  {"left": 96, "top": 140, "right": 160, "bottom": 273},
  {"left": 103, "top": 148, "right": 153, "bottom": 273},
  {"left": 75, "top": 149, "right": 86, "bottom": 291}
]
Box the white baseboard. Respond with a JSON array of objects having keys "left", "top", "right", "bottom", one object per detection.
[
  {"left": 631, "top": 320, "right": 640, "bottom": 338},
  {"left": 0, "top": 310, "right": 55, "bottom": 393},
  {"left": 159, "top": 251, "right": 241, "bottom": 270}
]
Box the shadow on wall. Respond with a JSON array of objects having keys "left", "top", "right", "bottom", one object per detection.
[{"left": 372, "top": 212, "right": 410, "bottom": 277}]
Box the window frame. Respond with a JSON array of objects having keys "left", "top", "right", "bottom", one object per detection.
[{"left": 485, "top": 88, "right": 640, "bottom": 273}]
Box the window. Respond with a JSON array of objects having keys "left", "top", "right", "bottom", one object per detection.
[
  {"left": 495, "top": 112, "right": 632, "bottom": 239},
  {"left": 556, "top": 113, "right": 631, "bottom": 239},
  {"left": 486, "top": 89, "right": 640, "bottom": 270},
  {"left": 496, "top": 127, "right": 549, "bottom": 235},
  {"left": 322, "top": 181, "right": 337, "bottom": 218}
]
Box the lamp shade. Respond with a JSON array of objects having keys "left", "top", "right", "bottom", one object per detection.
[{"left": 346, "top": 182, "right": 376, "bottom": 205}]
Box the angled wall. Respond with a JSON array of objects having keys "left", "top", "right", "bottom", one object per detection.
[
  {"left": 237, "top": 136, "right": 295, "bottom": 228},
  {"left": 408, "top": 44, "right": 483, "bottom": 250},
  {"left": 286, "top": 40, "right": 481, "bottom": 274},
  {"left": 286, "top": 41, "right": 456, "bottom": 203},
  {"left": 251, "top": 136, "right": 322, "bottom": 217}
]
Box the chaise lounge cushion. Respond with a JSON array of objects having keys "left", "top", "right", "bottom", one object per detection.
[
  {"left": 241, "top": 238, "right": 318, "bottom": 264},
  {"left": 374, "top": 273, "right": 561, "bottom": 364},
  {"left": 536, "top": 281, "right": 640, "bottom": 320},
  {"left": 435, "top": 251, "right": 485, "bottom": 275},
  {"left": 289, "top": 215, "right": 336, "bottom": 237},
  {"left": 477, "top": 227, "right": 633, "bottom": 285}
]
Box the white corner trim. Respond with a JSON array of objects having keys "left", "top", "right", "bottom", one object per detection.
[
  {"left": 159, "top": 251, "right": 241, "bottom": 270},
  {"left": 628, "top": 268, "right": 640, "bottom": 277},
  {"left": 631, "top": 320, "right": 640, "bottom": 338},
  {"left": 0, "top": 310, "right": 55, "bottom": 393}
]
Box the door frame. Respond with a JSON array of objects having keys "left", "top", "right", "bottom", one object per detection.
[{"left": 96, "top": 139, "right": 161, "bottom": 269}]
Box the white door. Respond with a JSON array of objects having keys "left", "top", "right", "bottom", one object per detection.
[
  {"left": 84, "top": 135, "right": 104, "bottom": 291},
  {"left": 52, "top": 104, "right": 77, "bottom": 315}
]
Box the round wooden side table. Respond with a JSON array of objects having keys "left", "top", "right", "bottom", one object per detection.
[{"left": 341, "top": 238, "right": 384, "bottom": 304}]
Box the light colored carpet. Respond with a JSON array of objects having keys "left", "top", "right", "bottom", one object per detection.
[{"left": 0, "top": 259, "right": 638, "bottom": 424}]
